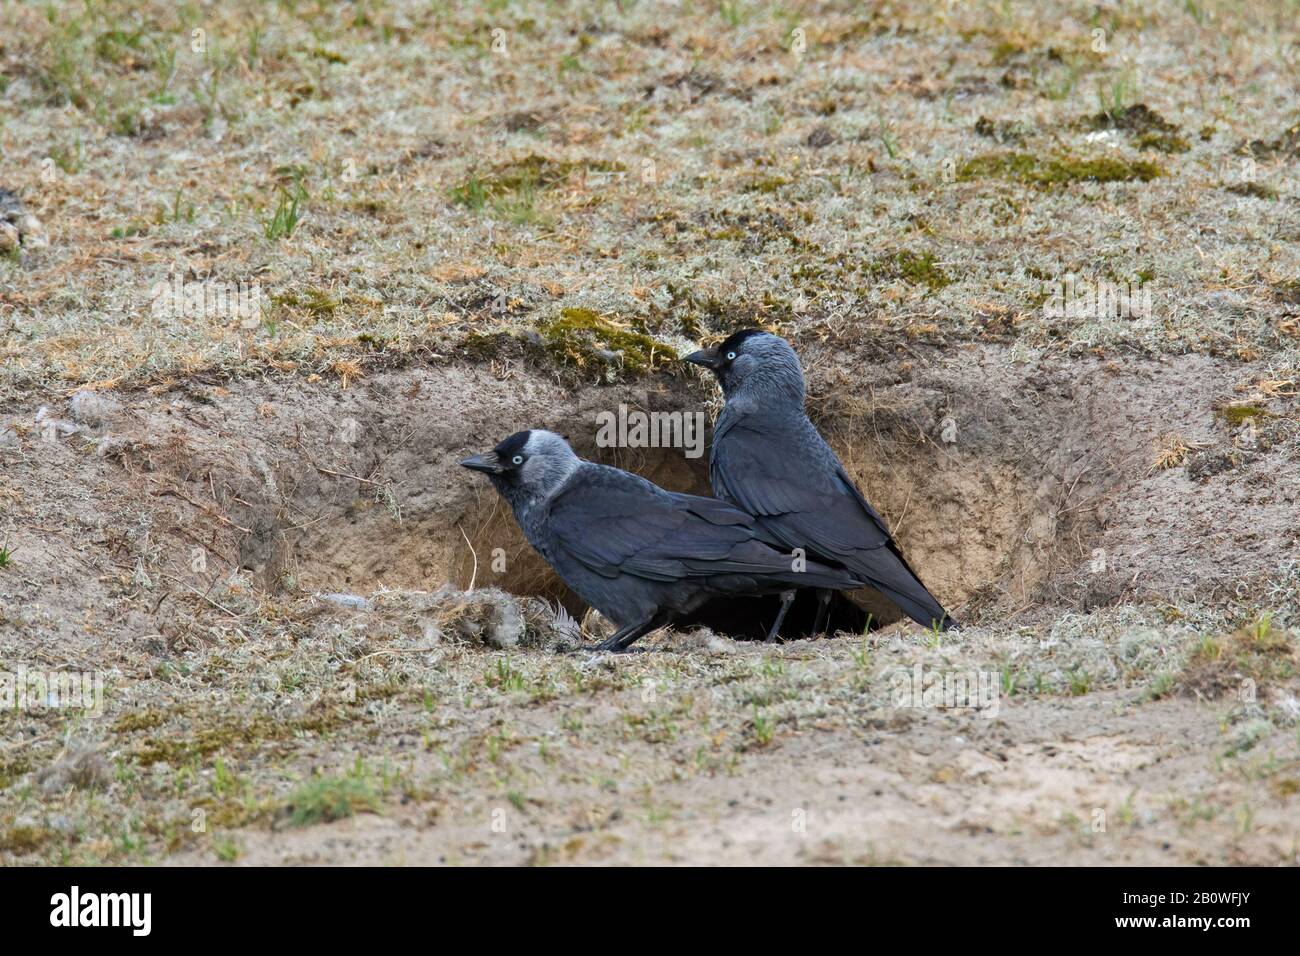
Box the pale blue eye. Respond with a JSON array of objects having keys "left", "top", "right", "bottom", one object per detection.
[
  {"left": 726, "top": 351, "right": 737, "bottom": 360},
  {"left": 512, "top": 455, "right": 524, "bottom": 465}
]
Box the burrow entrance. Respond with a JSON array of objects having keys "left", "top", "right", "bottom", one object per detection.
[
  {"left": 32, "top": 347, "right": 1294, "bottom": 643},
  {"left": 158, "top": 356, "right": 1108, "bottom": 639}
]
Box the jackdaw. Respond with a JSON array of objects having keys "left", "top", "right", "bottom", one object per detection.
[
  {"left": 685, "top": 330, "right": 956, "bottom": 632},
  {"left": 460, "top": 429, "right": 864, "bottom": 651}
]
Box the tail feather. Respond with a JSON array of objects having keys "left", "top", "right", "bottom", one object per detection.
[{"left": 847, "top": 550, "right": 955, "bottom": 632}]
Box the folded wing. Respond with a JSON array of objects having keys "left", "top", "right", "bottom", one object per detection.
[{"left": 711, "top": 414, "right": 954, "bottom": 629}]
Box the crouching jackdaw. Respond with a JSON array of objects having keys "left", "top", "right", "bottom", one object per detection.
[
  {"left": 460, "top": 430, "right": 863, "bottom": 651},
  {"left": 685, "top": 330, "right": 956, "bottom": 632}
]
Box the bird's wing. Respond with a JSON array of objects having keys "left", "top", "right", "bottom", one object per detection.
[
  {"left": 711, "top": 414, "right": 893, "bottom": 552},
  {"left": 712, "top": 413, "right": 952, "bottom": 628},
  {"left": 545, "top": 470, "right": 769, "bottom": 583}
]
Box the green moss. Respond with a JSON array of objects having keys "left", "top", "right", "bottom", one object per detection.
[
  {"left": 868, "top": 250, "right": 952, "bottom": 291},
  {"left": 957, "top": 151, "right": 1163, "bottom": 185},
  {"left": 311, "top": 47, "right": 348, "bottom": 64},
  {"left": 273, "top": 288, "right": 338, "bottom": 319},
  {"left": 1080, "top": 103, "right": 1178, "bottom": 134},
  {"left": 112, "top": 709, "right": 168, "bottom": 733},
  {"left": 539, "top": 308, "right": 676, "bottom": 375},
  {"left": 1226, "top": 181, "right": 1278, "bottom": 200},
  {"left": 744, "top": 175, "right": 790, "bottom": 194},
  {"left": 135, "top": 708, "right": 349, "bottom": 767},
  {"left": 1216, "top": 404, "right": 1270, "bottom": 425},
  {"left": 1134, "top": 132, "right": 1190, "bottom": 153},
  {"left": 0, "top": 825, "right": 53, "bottom": 854},
  {"left": 449, "top": 155, "right": 625, "bottom": 209},
  {"left": 0, "top": 755, "right": 31, "bottom": 790},
  {"left": 462, "top": 330, "right": 512, "bottom": 360},
  {"left": 989, "top": 39, "right": 1028, "bottom": 65}
]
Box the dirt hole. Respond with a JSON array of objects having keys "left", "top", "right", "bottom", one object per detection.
[{"left": 166, "top": 360, "right": 1103, "bottom": 638}]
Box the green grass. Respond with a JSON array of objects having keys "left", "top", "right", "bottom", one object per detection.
[
  {"left": 283, "top": 764, "right": 381, "bottom": 827},
  {"left": 263, "top": 183, "right": 306, "bottom": 240},
  {"left": 490, "top": 656, "right": 527, "bottom": 692}
]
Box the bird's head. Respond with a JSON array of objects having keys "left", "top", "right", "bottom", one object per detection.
[
  {"left": 684, "top": 329, "right": 805, "bottom": 404},
  {"left": 460, "top": 429, "right": 580, "bottom": 504}
]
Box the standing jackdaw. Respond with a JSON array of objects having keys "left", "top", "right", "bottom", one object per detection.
[
  {"left": 460, "top": 430, "right": 863, "bottom": 651},
  {"left": 685, "top": 330, "right": 956, "bottom": 632}
]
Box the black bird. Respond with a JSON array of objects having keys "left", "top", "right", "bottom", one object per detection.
[
  {"left": 685, "top": 330, "right": 956, "bottom": 633},
  {"left": 460, "top": 430, "right": 864, "bottom": 651}
]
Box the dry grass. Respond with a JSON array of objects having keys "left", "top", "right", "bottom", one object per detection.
[{"left": 1, "top": 0, "right": 1299, "bottom": 402}]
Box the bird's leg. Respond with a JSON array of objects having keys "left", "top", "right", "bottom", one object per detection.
[
  {"left": 766, "top": 590, "right": 796, "bottom": 643},
  {"left": 594, "top": 613, "right": 670, "bottom": 653},
  {"left": 812, "top": 588, "right": 833, "bottom": 636}
]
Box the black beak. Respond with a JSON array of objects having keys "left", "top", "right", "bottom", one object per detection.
[
  {"left": 459, "top": 452, "right": 504, "bottom": 475},
  {"left": 684, "top": 347, "right": 720, "bottom": 370}
]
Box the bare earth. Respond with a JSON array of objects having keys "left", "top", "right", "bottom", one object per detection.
[{"left": 1, "top": 1, "right": 1298, "bottom": 864}]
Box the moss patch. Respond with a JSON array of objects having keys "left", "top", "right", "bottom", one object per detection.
[
  {"left": 1134, "top": 132, "right": 1190, "bottom": 154},
  {"left": 273, "top": 288, "right": 338, "bottom": 319},
  {"left": 957, "top": 151, "right": 1163, "bottom": 185},
  {"left": 1240, "top": 121, "right": 1300, "bottom": 160},
  {"left": 450, "top": 155, "right": 625, "bottom": 208},
  {"left": 1216, "top": 404, "right": 1270, "bottom": 425},
  {"left": 1080, "top": 104, "right": 1179, "bottom": 134},
  {"left": 1226, "top": 181, "right": 1278, "bottom": 200},
  {"left": 461, "top": 329, "right": 514, "bottom": 360},
  {"left": 0, "top": 825, "right": 53, "bottom": 854},
  {"left": 134, "top": 708, "right": 350, "bottom": 767},
  {"left": 538, "top": 308, "right": 676, "bottom": 375},
  {"left": 868, "top": 250, "right": 952, "bottom": 291}
]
